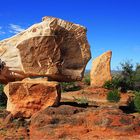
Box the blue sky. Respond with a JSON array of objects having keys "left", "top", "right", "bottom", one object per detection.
[{"left": 0, "top": 0, "right": 140, "bottom": 70}]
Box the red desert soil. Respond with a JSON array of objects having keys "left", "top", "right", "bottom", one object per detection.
[
  {"left": 61, "top": 87, "right": 133, "bottom": 107},
  {"left": 0, "top": 87, "right": 140, "bottom": 140}
]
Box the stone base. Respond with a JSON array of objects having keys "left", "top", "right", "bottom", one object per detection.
[{"left": 4, "top": 78, "right": 61, "bottom": 118}]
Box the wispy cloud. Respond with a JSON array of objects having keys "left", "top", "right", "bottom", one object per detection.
[
  {"left": 9, "top": 24, "right": 25, "bottom": 34},
  {"left": 0, "top": 26, "right": 6, "bottom": 35}
]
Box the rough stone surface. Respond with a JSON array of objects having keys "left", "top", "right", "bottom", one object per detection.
[
  {"left": 0, "top": 16, "right": 91, "bottom": 84},
  {"left": 30, "top": 105, "right": 140, "bottom": 140},
  {"left": 0, "top": 104, "right": 140, "bottom": 139},
  {"left": 4, "top": 78, "right": 61, "bottom": 118},
  {"left": 90, "top": 50, "right": 112, "bottom": 87}
]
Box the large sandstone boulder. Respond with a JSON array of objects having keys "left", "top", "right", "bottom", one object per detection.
[
  {"left": 4, "top": 78, "right": 61, "bottom": 118},
  {"left": 90, "top": 51, "right": 112, "bottom": 87},
  {"left": 0, "top": 16, "right": 91, "bottom": 84}
]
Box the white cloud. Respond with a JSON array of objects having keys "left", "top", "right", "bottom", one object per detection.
[
  {"left": 0, "top": 31, "right": 5, "bottom": 34},
  {"left": 9, "top": 24, "right": 25, "bottom": 34},
  {"left": 0, "top": 26, "right": 5, "bottom": 35}
]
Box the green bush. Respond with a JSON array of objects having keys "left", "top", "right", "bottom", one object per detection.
[
  {"left": 83, "top": 74, "right": 90, "bottom": 85},
  {"left": 0, "top": 84, "right": 3, "bottom": 93},
  {"left": 104, "top": 76, "right": 121, "bottom": 90},
  {"left": 103, "top": 80, "right": 113, "bottom": 89},
  {"left": 134, "top": 92, "right": 140, "bottom": 113},
  {"left": 60, "top": 82, "right": 80, "bottom": 92},
  {"left": 73, "top": 96, "right": 88, "bottom": 105},
  {"left": 0, "top": 84, "right": 7, "bottom": 106},
  {"left": 107, "top": 90, "right": 120, "bottom": 103},
  {"left": 104, "top": 60, "right": 137, "bottom": 92},
  {"left": 134, "top": 64, "right": 140, "bottom": 81},
  {"left": 119, "top": 60, "right": 135, "bottom": 92},
  {"left": 134, "top": 64, "right": 140, "bottom": 91},
  {"left": 104, "top": 76, "right": 127, "bottom": 92}
]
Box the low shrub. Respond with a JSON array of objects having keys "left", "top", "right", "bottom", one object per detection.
[
  {"left": 83, "top": 74, "right": 90, "bottom": 85},
  {"left": 103, "top": 80, "right": 113, "bottom": 89},
  {"left": 104, "top": 76, "right": 135, "bottom": 92},
  {"left": 104, "top": 76, "right": 121, "bottom": 90},
  {"left": 60, "top": 82, "right": 81, "bottom": 92},
  {"left": 104, "top": 60, "right": 139, "bottom": 92},
  {"left": 119, "top": 60, "right": 135, "bottom": 92},
  {"left": 0, "top": 84, "right": 7, "bottom": 106},
  {"left": 134, "top": 92, "right": 140, "bottom": 113},
  {"left": 73, "top": 96, "right": 88, "bottom": 105},
  {"left": 134, "top": 65, "right": 140, "bottom": 91},
  {"left": 107, "top": 90, "right": 120, "bottom": 103}
]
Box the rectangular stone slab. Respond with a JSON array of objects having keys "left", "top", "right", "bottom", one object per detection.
[{"left": 4, "top": 78, "right": 61, "bottom": 118}]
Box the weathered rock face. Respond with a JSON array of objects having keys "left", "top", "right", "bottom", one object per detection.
[
  {"left": 0, "top": 16, "right": 91, "bottom": 84},
  {"left": 0, "top": 105, "right": 140, "bottom": 140},
  {"left": 30, "top": 106, "right": 140, "bottom": 140},
  {"left": 90, "top": 51, "right": 112, "bottom": 87},
  {"left": 4, "top": 78, "right": 61, "bottom": 118}
]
